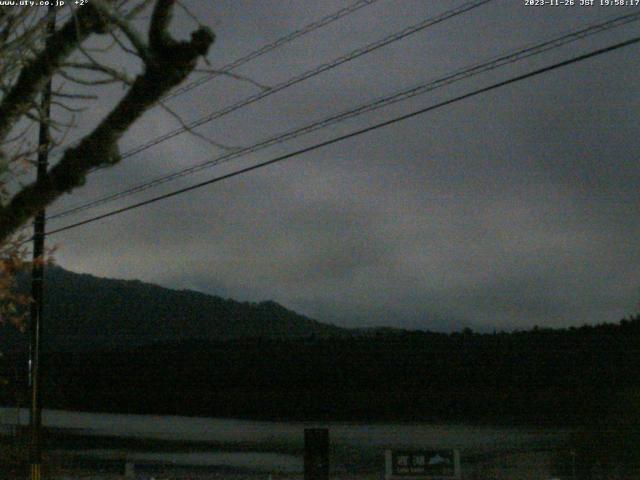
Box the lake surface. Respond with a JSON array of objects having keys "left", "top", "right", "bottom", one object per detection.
[{"left": 0, "top": 407, "right": 568, "bottom": 472}]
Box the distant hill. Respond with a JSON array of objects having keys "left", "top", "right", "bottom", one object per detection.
[
  {"left": 1, "top": 267, "right": 639, "bottom": 427},
  {"left": 1, "top": 266, "right": 347, "bottom": 352}
]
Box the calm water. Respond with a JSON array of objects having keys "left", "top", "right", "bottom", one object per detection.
[{"left": 0, "top": 407, "right": 568, "bottom": 472}]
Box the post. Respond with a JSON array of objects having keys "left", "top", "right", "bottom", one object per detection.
[
  {"left": 29, "top": 5, "right": 56, "bottom": 480},
  {"left": 304, "top": 428, "right": 329, "bottom": 480}
]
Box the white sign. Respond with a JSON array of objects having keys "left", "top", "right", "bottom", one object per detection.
[{"left": 385, "top": 449, "right": 461, "bottom": 480}]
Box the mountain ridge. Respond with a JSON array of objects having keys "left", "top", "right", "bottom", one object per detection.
[{"left": 2, "top": 266, "right": 349, "bottom": 352}]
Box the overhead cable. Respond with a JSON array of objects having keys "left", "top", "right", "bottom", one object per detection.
[
  {"left": 102, "top": 0, "right": 494, "bottom": 162},
  {"left": 163, "top": 0, "right": 383, "bottom": 101},
  {"left": 48, "top": 10, "right": 640, "bottom": 221},
  {"left": 44, "top": 34, "right": 640, "bottom": 237}
]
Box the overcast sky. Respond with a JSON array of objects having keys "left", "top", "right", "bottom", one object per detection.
[{"left": 42, "top": 0, "right": 640, "bottom": 332}]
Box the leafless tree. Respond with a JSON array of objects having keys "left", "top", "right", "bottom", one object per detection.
[{"left": 0, "top": 0, "right": 215, "bottom": 326}]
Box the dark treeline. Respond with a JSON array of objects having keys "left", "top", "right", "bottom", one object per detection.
[{"left": 2, "top": 316, "right": 639, "bottom": 425}]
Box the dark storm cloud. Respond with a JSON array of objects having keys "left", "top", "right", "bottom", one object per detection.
[{"left": 50, "top": 0, "right": 640, "bottom": 331}]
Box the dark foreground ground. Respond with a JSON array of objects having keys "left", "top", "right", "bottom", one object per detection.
[{"left": 1, "top": 426, "right": 631, "bottom": 480}]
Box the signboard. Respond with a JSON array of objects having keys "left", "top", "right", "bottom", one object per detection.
[{"left": 385, "top": 449, "right": 461, "bottom": 480}]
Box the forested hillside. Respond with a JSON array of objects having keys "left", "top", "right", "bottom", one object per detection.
[
  {"left": 3, "top": 316, "right": 638, "bottom": 425},
  {"left": 1, "top": 267, "right": 346, "bottom": 353},
  {"left": 1, "top": 267, "right": 638, "bottom": 425}
]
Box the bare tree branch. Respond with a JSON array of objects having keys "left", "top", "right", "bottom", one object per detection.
[
  {"left": 0, "top": 0, "right": 215, "bottom": 243},
  {"left": 52, "top": 91, "right": 99, "bottom": 100},
  {"left": 57, "top": 68, "right": 122, "bottom": 86},
  {"left": 158, "top": 100, "right": 237, "bottom": 151},
  {"left": 109, "top": 30, "right": 140, "bottom": 58},
  {"left": 149, "top": 0, "right": 174, "bottom": 50},
  {"left": 91, "top": 0, "right": 151, "bottom": 62},
  {"left": 0, "top": 4, "right": 113, "bottom": 143}
]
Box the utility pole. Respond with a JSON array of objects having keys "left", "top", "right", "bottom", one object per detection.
[{"left": 29, "top": 5, "right": 56, "bottom": 480}]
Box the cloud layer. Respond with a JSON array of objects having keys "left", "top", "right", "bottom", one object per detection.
[{"left": 47, "top": 0, "right": 640, "bottom": 331}]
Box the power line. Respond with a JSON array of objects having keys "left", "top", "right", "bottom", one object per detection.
[
  {"left": 96, "top": 0, "right": 493, "bottom": 164},
  {"left": 42, "top": 0, "right": 382, "bottom": 160},
  {"left": 162, "top": 0, "right": 383, "bottom": 102},
  {"left": 44, "top": 34, "right": 640, "bottom": 238},
  {"left": 48, "top": 11, "right": 640, "bottom": 222},
  {"left": 47, "top": 0, "right": 494, "bottom": 218},
  {"left": 49, "top": 10, "right": 640, "bottom": 220}
]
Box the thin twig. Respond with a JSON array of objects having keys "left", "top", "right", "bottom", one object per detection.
[
  {"left": 58, "top": 69, "right": 123, "bottom": 86},
  {"left": 62, "top": 61, "right": 135, "bottom": 85},
  {"left": 109, "top": 30, "right": 140, "bottom": 58},
  {"left": 91, "top": 0, "right": 150, "bottom": 61},
  {"left": 158, "top": 100, "right": 238, "bottom": 152},
  {"left": 51, "top": 100, "right": 87, "bottom": 114},
  {"left": 176, "top": 0, "right": 204, "bottom": 27}
]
